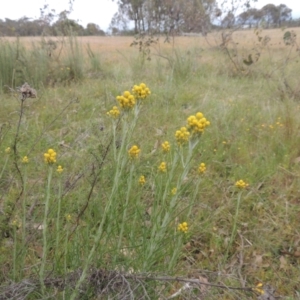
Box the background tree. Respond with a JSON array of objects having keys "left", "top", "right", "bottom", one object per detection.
[
  {"left": 52, "top": 11, "right": 85, "bottom": 35},
  {"left": 39, "top": 4, "right": 56, "bottom": 35},
  {"left": 111, "top": 0, "right": 217, "bottom": 35},
  {"left": 85, "top": 23, "right": 105, "bottom": 36},
  {"left": 237, "top": 4, "right": 292, "bottom": 28},
  {"left": 221, "top": 11, "right": 235, "bottom": 28},
  {"left": 237, "top": 8, "right": 263, "bottom": 28},
  {"left": 277, "top": 4, "right": 292, "bottom": 26},
  {"left": 113, "top": 0, "right": 146, "bottom": 33},
  {"left": 262, "top": 4, "right": 278, "bottom": 28}
]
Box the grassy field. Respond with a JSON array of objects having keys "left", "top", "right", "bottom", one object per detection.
[{"left": 0, "top": 28, "right": 300, "bottom": 299}]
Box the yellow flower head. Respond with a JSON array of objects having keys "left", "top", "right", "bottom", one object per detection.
[
  {"left": 44, "top": 149, "right": 57, "bottom": 164},
  {"left": 235, "top": 179, "right": 249, "bottom": 189},
  {"left": 116, "top": 90, "right": 135, "bottom": 109},
  {"left": 5, "top": 147, "right": 11, "bottom": 154},
  {"left": 22, "top": 156, "right": 29, "bottom": 164},
  {"left": 65, "top": 214, "right": 72, "bottom": 222},
  {"left": 158, "top": 161, "right": 167, "bottom": 173},
  {"left": 253, "top": 283, "right": 264, "bottom": 295},
  {"left": 187, "top": 112, "right": 210, "bottom": 136},
  {"left": 178, "top": 222, "right": 188, "bottom": 233},
  {"left": 171, "top": 187, "right": 177, "bottom": 195},
  {"left": 198, "top": 163, "right": 206, "bottom": 174},
  {"left": 57, "top": 165, "right": 64, "bottom": 174},
  {"left": 12, "top": 219, "right": 21, "bottom": 228},
  {"left": 161, "top": 141, "right": 170, "bottom": 153},
  {"left": 107, "top": 106, "right": 120, "bottom": 118},
  {"left": 175, "top": 127, "right": 190, "bottom": 145},
  {"left": 128, "top": 145, "right": 141, "bottom": 159},
  {"left": 139, "top": 175, "right": 146, "bottom": 185},
  {"left": 132, "top": 83, "right": 151, "bottom": 100}
]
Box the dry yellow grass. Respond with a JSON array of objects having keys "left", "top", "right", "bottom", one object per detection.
[{"left": 3, "top": 27, "right": 300, "bottom": 54}]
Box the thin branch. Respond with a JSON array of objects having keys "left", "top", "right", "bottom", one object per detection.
[{"left": 0, "top": 269, "right": 261, "bottom": 300}]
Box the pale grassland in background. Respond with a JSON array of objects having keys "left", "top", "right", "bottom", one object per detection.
[{"left": 5, "top": 27, "right": 300, "bottom": 51}]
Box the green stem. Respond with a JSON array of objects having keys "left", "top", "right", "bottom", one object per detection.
[
  {"left": 0, "top": 156, "right": 9, "bottom": 179},
  {"left": 187, "top": 177, "right": 201, "bottom": 217},
  {"left": 112, "top": 122, "right": 117, "bottom": 161},
  {"left": 13, "top": 226, "right": 17, "bottom": 281},
  {"left": 144, "top": 140, "right": 199, "bottom": 268},
  {"left": 70, "top": 164, "right": 122, "bottom": 299},
  {"left": 39, "top": 166, "right": 53, "bottom": 294},
  {"left": 55, "top": 176, "right": 63, "bottom": 269},
  {"left": 168, "top": 232, "right": 183, "bottom": 271},
  {"left": 71, "top": 127, "right": 130, "bottom": 299},
  {"left": 20, "top": 165, "right": 28, "bottom": 277},
  {"left": 64, "top": 226, "right": 70, "bottom": 275},
  {"left": 145, "top": 153, "right": 181, "bottom": 268},
  {"left": 160, "top": 152, "right": 179, "bottom": 208},
  {"left": 117, "top": 163, "right": 135, "bottom": 254},
  {"left": 225, "top": 191, "right": 242, "bottom": 261},
  {"left": 22, "top": 166, "right": 27, "bottom": 246},
  {"left": 13, "top": 99, "right": 24, "bottom": 156},
  {"left": 70, "top": 107, "right": 141, "bottom": 299}
]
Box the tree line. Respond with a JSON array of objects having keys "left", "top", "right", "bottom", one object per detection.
[
  {"left": 109, "top": 0, "right": 217, "bottom": 35},
  {"left": 236, "top": 4, "right": 293, "bottom": 28},
  {"left": 0, "top": 11, "right": 105, "bottom": 37},
  {"left": 109, "top": 0, "right": 296, "bottom": 34},
  {"left": 0, "top": 1, "right": 297, "bottom": 37}
]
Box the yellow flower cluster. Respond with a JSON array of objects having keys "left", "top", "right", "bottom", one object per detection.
[
  {"left": 139, "top": 175, "right": 146, "bottom": 185},
  {"left": 175, "top": 127, "right": 190, "bottom": 145},
  {"left": 57, "top": 165, "right": 64, "bottom": 173},
  {"left": 171, "top": 187, "right": 177, "bottom": 195},
  {"left": 253, "top": 283, "right": 264, "bottom": 295},
  {"left": 5, "top": 147, "right": 11, "bottom": 154},
  {"left": 132, "top": 83, "right": 151, "bottom": 99},
  {"left": 235, "top": 179, "right": 249, "bottom": 189},
  {"left": 12, "top": 219, "right": 21, "bottom": 228},
  {"left": 158, "top": 162, "right": 167, "bottom": 172},
  {"left": 128, "top": 145, "right": 141, "bottom": 159},
  {"left": 116, "top": 91, "right": 135, "bottom": 109},
  {"left": 44, "top": 149, "right": 57, "bottom": 164},
  {"left": 178, "top": 222, "right": 188, "bottom": 233},
  {"left": 65, "top": 214, "right": 72, "bottom": 222},
  {"left": 187, "top": 112, "right": 210, "bottom": 135},
  {"left": 106, "top": 106, "right": 120, "bottom": 118},
  {"left": 22, "top": 156, "right": 29, "bottom": 164},
  {"left": 161, "top": 141, "right": 170, "bottom": 153},
  {"left": 198, "top": 163, "right": 206, "bottom": 174}
]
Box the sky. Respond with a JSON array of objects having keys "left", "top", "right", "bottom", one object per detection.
[
  {"left": 0, "top": 0, "right": 299, "bottom": 31},
  {"left": 0, "top": 0, "right": 118, "bottom": 30}
]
